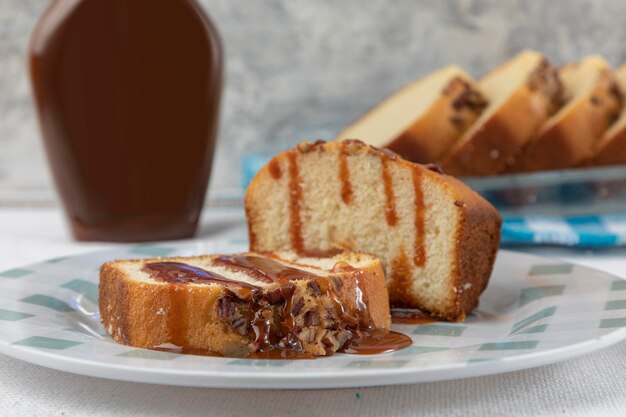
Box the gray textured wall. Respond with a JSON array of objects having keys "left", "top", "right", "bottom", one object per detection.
[{"left": 2, "top": 0, "right": 626, "bottom": 195}]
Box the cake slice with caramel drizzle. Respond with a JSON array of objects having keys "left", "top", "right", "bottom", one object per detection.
[
  {"left": 246, "top": 139, "right": 501, "bottom": 321},
  {"left": 99, "top": 251, "right": 401, "bottom": 358}
]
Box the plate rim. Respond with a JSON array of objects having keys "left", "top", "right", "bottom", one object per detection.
[
  {"left": 0, "top": 324, "right": 624, "bottom": 389},
  {"left": 0, "top": 247, "right": 625, "bottom": 389}
]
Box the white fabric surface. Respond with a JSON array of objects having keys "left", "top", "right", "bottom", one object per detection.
[{"left": 0, "top": 207, "right": 625, "bottom": 417}]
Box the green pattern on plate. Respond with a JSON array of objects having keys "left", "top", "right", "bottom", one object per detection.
[
  {"left": 118, "top": 349, "right": 179, "bottom": 360},
  {"left": 519, "top": 285, "right": 566, "bottom": 307},
  {"left": 412, "top": 325, "right": 466, "bottom": 337},
  {"left": 511, "top": 306, "right": 557, "bottom": 333},
  {"left": 529, "top": 264, "right": 573, "bottom": 276},
  {"left": 0, "top": 241, "right": 624, "bottom": 388},
  {"left": 479, "top": 341, "right": 540, "bottom": 351},
  {"left": 345, "top": 360, "right": 408, "bottom": 369},
  {"left": 518, "top": 324, "right": 548, "bottom": 334},
  {"left": 0, "top": 268, "right": 32, "bottom": 279},
  {"left": 393, "top": 346, "right": 449, "bottom": 356},
  {"left": 467, "top": 358, "right": 500, "bottom": 364},
  {"left": 0, "top": 308, "right": 34, "bottom": 321},
  {"left": 20, "top": 294, "right": 73, "bottom": 312},
  {"left": 599, "top": 317, "right": 626, "bottom": 328},
  {"left": 12, "top": 336, "right": 82, "bottom": 350},
  {"left": 605, "top": 300, "right": 626, "bottom": 310},
  {"left": 45, "top": 257, "right": 68, "bottom": 264},
  {"left": 228, "top": 238, "right": 249, "bottom": 246}
]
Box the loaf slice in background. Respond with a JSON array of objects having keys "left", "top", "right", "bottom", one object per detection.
[
  {"left": 245, "top": 140, "right": 502, "bottom": 321},
  {"left": 440, "top": 50, "right": 562, "bottom": 176},
  {"left": 335, "top": 66, "right": 487, "bottom": 164},
  {"left": 582, "top": 62, "right": 626, "bottom": 167},
  {"left": 100, "top": 251, "right": 390, "bottom": 357},
  {"left": 511, "top": 55, "right": 623, "bottom": 172}
]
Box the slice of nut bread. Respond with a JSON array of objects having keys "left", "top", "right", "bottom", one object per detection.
[
  {"left": 581, "top": 62, "right": 626, "bottom": 167},
  {"left": 335, "top": 66, "right": 487, "bottom": 164},
  {"left": 100, "top": 251, "right": 390, "bottom": 357},
  {"left": 512, "top": 55, "right": 623, "bottom": 172},
  {"left": 245, "top": 140, "right": 502, "bottom": 321},
  {"left": 440, "top": 50, "right": 562, "bottom": 176}
]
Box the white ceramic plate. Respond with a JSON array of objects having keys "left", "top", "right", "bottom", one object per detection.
[{"left": 0, "top": 240, "right": 624, "bottom": 389}]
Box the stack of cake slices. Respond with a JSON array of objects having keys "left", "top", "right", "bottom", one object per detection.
[{"left": 337, "top": 50, "right": 626, "bottom": 175}]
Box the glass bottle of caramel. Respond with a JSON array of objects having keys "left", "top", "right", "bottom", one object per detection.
[{"left": 29, "top": 0, "right": 223, "bottom": 242}]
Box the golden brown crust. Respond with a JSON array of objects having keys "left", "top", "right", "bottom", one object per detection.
[
  {"left": 341, "top": 260, "right": 389, "bottom": 329},
  {"left": 446, "top": 176, "right": 502, "bottom": 320},
  {"left": 99, "top": 253, "right": 390, "bottom": 356},
  {"left": 440, "top": 83, "right": 559, "bottom": 177},
  {"left": 100, "top": 258, "right": 243, "bottom": 355},
  {"left": 439, "top": 57, "right": 562, "bottom": 177},
  {"left": 583, "top": 62, "right": 626, "bottom": 167},
  {"left": 386, "top": 77, "right": 487, "bottom": 163},
  {"left": 246, "top": 140, "right": 502, "bottom": 321},
  {"left": 512, "top": 69, "right": 622, "bottom": 172},
  {"left": 584, "top": 126, "right": 626, "bottom": 166}
]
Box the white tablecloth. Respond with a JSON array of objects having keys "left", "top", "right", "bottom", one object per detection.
[{"left": 0, "top": 207, "right": 624, "bottom": 417}]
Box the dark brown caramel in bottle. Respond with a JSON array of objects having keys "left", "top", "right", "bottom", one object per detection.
[{"left": 29, "top": 0, "right": 223, "bottom": 242}]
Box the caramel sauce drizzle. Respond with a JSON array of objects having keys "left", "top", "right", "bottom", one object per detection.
[
  {"left": 339, "top": 143, "right": 353, "bottom": 204},
  {"left": 141, "top": 257, "right": 413, "bottom": 359},
  {"left": 268, "top": 159, "right": 282, "bottom": 179},
  {"left": 167, "top": 284, "right": 188, "bottom": 348},
  {"left": 340, "top": 330, "right": 412, "bottom": 355},
  {"left": 143, "top": 262, "right": 261, "bottom": 290},
  {"left": 142, "top": 262, "right": 263, "bottom": 351},
  {"left": 287, "top": 150, "right": 305, "bottom": 253},
  {"left": 213, "top": 255, "right": 321, "bottom": 284},
  {"left": 215, "top": 255, "right": 365, "bottom": 340},
  {"left": 411, "top": 167, "right": 426, "bottom": 267},
  {"left": 380, "top": 153, "right": 398, "bottom": 226}
]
